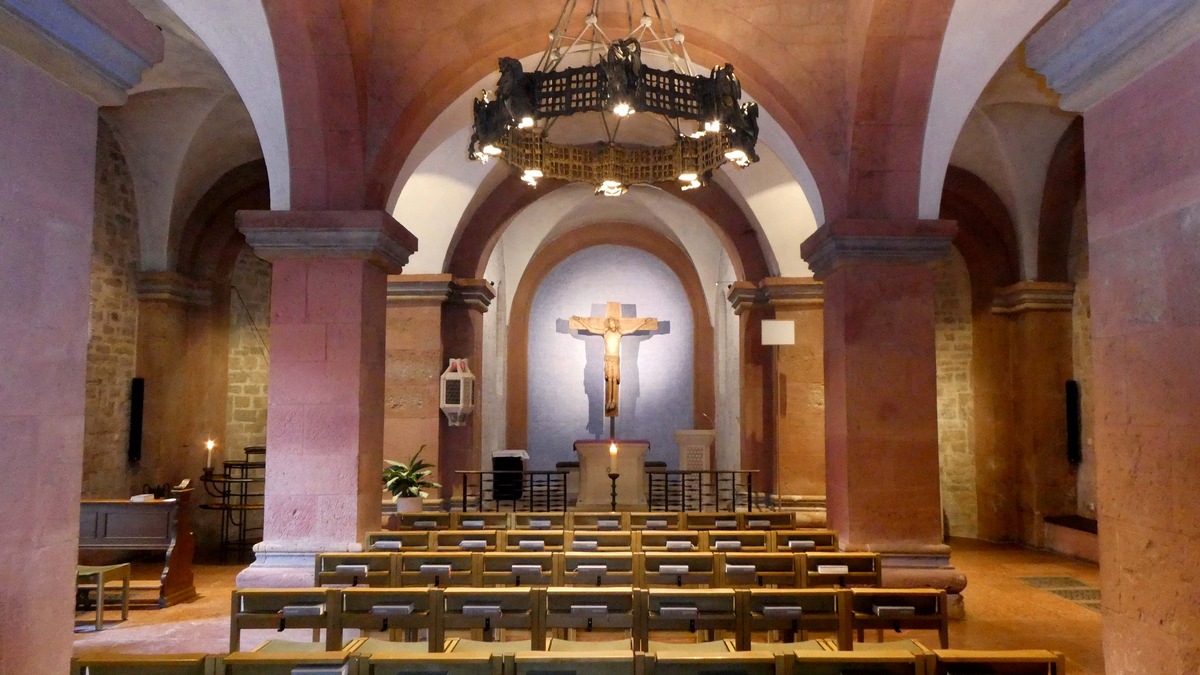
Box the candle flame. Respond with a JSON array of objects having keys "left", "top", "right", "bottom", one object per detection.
[
  {"left": 609, "top": 442, "right": 618, "bottom": 455},
  {"left": 205, "top": 439, "right": 215, "bottom": 451}
]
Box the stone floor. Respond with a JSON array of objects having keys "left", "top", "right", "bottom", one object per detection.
[{"left": 73, "top": 537, "right": 1104, "bottom": 674}]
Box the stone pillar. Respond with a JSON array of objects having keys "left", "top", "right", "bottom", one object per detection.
[
  {"left": 727, "top": 282, "right": 774, "bottom": 496},
  {"left": 439, "top": 279, "right": 495, "bottom": 500},
  {"left": 801, "top": 219, "right": 965, "bottom": 612},
  {"left": 235, "top": 211, "right": 416, "bottom": 586},
  {"left": 0, "top": 3, "right": 160, "bottom": 672},
  {"left": 761, "top": 278, "right": 827, "bottom": 525},
  {"left": 992, "top": 283, "right": 1076, "bottom": 547}
]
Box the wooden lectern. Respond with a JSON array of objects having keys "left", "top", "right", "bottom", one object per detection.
[{"left": 573, "top": 439, "right": 649, "bottom": 510}]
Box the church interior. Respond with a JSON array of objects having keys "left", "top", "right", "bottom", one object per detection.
[{"left": 2, "top": 1, "right": 1197, "bottom": 674}]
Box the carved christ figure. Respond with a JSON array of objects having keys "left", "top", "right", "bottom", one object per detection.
[{"left": 569, "top": 302, "right": 659, "bottom": 417}]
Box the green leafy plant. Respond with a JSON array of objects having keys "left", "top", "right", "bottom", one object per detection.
[{"left": 383, "top": 446, "right": 441, "bottom": 499}]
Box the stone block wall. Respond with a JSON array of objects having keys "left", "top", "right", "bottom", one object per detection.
[
  {"left": 1068, "top": 196, "right": 1096, "bottom": 518},
  {"left": 384, "top": 303, "right": 443, "bottom": 469},
  {"left": 82, "top": 119, "right": 139, "bottom": 498},
  {"left": 224, "top": 245, "right": 271, "bottom": 458},
  {"left": 934, "top": 251, "right": 978, "bottom": 538}
]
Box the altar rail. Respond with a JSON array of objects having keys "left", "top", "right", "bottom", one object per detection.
[
  {"left": 457, "top": 470, "right": 569, "bottom": 512},
  {"left": 645, "top": 470, "right": 759, "bottom": 512}
]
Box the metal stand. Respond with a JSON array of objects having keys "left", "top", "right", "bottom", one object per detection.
[{"left": 608, "top": 472, "right": 619, "bottom": 511}]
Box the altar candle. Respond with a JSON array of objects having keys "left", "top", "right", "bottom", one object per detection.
[
  {"left": 609, "top": 442, "right": 618, "bottom": 473},
  {"left": 205, "top": 439, "right": 215, "bottom": 468}
]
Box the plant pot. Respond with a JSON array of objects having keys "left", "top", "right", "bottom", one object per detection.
[{"left": 392, "top": 496, "right": 424, "bottom": 514}]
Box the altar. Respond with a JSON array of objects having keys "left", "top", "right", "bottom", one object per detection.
[{"left": 573, "top": 439, "right": 649, "bottom": 510}]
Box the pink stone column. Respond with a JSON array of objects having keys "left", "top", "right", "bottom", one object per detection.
[
  {"left": 802, "top": 220, "right": 966, "bottom": 610},
  {"left": 236, "top": 211, "right": 416, "bottom": 586}
]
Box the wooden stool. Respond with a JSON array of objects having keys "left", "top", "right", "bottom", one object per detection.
[{"left": 76, "top": 563, "right": 131, "bottom": 630}]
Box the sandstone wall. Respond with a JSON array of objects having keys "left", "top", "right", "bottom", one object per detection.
[
  {"left": 82, "top": 119, "right": 140, "bottom": 498},
  {"left": 224, "top": 245, "right": 271, "bottom": 458},
  {"left": 934, "top": 251, "right": 978, "bottom": 538}
]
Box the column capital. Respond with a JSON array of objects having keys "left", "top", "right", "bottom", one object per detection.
[
  {"left": 727, "top": 281, "right": 767, "bottom": 315},
  {"left": 136, "top": 271, "right": 212, "bottom": 306},
  {"left": 1027, "top": 0, "right": 1200, "bottom": 112},
  {"left": 387, "top": 274, "right": 453, "bottom": 306},
  {"left": 991, "top": 281, "right": 1075, "bottom": 314},
  {"left": 0, "top": 0, "right": 163, "bottom": 105},
  {"left": 236, "top": 210, "right": 418, "bottom": 274},
  {"left": 800, "top": 219, "right": 956, "bottom": 280},
  {"left": 761, "top": 277, "right": 824, "bottom": 308},
  {"left": 449, "top": 278, "right": 496, "bottom": 313}
]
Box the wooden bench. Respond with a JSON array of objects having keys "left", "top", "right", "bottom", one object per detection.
[{"left": 78, "top": 485, "right": 196, "bottom": 608}]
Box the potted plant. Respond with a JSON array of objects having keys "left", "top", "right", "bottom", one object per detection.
[{"left": 383, "top": 446, "right": 440, "bottom": 515}]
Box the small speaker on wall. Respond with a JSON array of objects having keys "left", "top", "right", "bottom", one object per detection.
[
  {"left": 128, "top": 377, "right": 144, "bottom": 465},
  {"left": 1065, "top": 379, "right": 1082, "bottom": 465}
]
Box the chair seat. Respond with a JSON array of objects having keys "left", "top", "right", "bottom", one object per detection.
[
  {"left": 547, "top": 638, "right": 633, "bottom": 652},
  {"left": 252, "top": 640, "right": 331, "bottom": 653},
  {"left": 450, "top": 638, "right": 535, "bottom": 654},
  {"left": 355, "top": 638, "right": 436, "bottom": 655},
  {"left": 646, "top": 639, "right": 732, "bottom": 653},
  {"left": 746, "top": 640, "right": 826, "bottom": 653}
]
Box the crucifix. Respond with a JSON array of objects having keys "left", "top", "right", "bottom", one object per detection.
[{"left": 568, "top": 302, "right": 659, "bottom": 425}]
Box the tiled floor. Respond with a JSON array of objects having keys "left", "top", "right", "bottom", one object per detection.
[{"left": 73, "top": 537, "right": 1104, "bottom": 674}]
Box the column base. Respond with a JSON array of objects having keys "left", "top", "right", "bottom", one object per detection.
[
  {"left": 845, "top": 543, "right": 968, "bottom": 619},
  {"left": 775, "top": 494, "right": 827, "bottom": 527},
  {"left": 235, "top": 540, "right": 363, "bottom": 588}
]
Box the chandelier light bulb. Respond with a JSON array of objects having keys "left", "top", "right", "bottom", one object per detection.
[
  {"left": 705, "top": 120, "right": 721, "bottom": 133},
  {"left": 681, "top": 179, "right": 702, "bottom": 190},
  {"left": 518, "top": 117, "right": 534, "bottom": 129},
  {"left": 725, "top": 148, "right": 749, "bottom": 166},
  {"left": 598, "top": 180, "right": 627, "bottom": 197},
  {"left": 679, "top": 172, "right": 698, "bottom": 182},
  {"left": 522, "top": 168, "right": 543, "bottom": 186},
  {"left": 482, "top": 144, "right": 503, "bottom": 156},
  {"left": 613, "top": 102, "right": 633, "bottom": 117}
]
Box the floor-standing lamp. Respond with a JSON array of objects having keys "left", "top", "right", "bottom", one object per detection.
[{"left": 761, "top": 319, "right": 795, "bottom": 509}]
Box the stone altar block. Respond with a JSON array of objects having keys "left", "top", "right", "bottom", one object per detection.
[{"left": 574, "top": 439, "right": 649, "bottom": 510}]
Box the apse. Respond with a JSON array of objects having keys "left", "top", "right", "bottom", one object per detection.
[{"left": 526, "top": 245, "right": 693, "bottom": 470}]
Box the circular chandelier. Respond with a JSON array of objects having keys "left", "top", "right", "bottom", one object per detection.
[{"left": 468, "top": 0, "right": 760, "bottom": 197}]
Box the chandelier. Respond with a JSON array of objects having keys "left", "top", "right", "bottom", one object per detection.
[{"left": 468, "top": 0, "right": 760, "bottom": 197}]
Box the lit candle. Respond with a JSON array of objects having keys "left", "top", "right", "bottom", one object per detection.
[
  {"left": 609, "top": 442, "right": 618, "bottom": 473},
  {"left": 205, "top": 439, "right": 215, "bottom": 469}
]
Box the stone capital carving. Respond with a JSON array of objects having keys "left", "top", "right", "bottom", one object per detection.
[
  {"left": 761, "top": 277, "right": 824, "bottom": 308},
  {"left": 136, "top": 271, "right": 212, "bottom": 306},
  {"left": 236, "top": 210, "right": 418, "bottom": 274},
  {"left": 449, "top": 278, "right": 496, "bottom": 313},
  {"left": 0, "top": 0, "right": 163, "bottom": 105},
  {"left": 991, "top": 281, "right": 1075, "bottom": 314},
  {"left": 800, "top": 219, "right": 957, "bottom": 280},
  {"left": 387, "top": 274, "right": 453, "bottom": 306},
  {"left": 1027, "top": 0, "right": 1200, "bottom": 112}
]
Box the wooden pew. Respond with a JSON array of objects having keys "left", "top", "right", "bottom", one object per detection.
[{"left": 78, "top": 484, "right": 197, "bottom": 608}]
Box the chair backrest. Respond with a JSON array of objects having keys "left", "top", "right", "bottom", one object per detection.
[
  {"left": 740, "top": 512, "right": 795, "bottom": 530},
  {"left": 931, "top": 649, "right": 1065, "bottom": 674},
  {"left": 642, "top": 552, "right": 717, "bottom": 587},
  {"left": 71, "top": 654, "right": 210, "bottom": 675},
  {"left": 397, "top": 552, "right": 480, "bottom": 587},
  {"left": 453, "top": 513, "right": 511, "bottom": 530},
  {"left": 512, "top": 513, "right": 567, "bottom": 530},
  {"left": 511, "top": 651, "right": 637, "bottom": 675},
  {"left": 435, "top": 530, "right": 500, "bottom": 552},
  {"left": 502, "top": 530, "right": 566, "bottom": 552},
  {"left": 569, "top": 512, "right": 630, "bottom": 530},
  {"left": 480, "top": 552, "right": 559, "bottom": 587},
  {"left": 339, "top": 587, "right": 444, "bottom": 650},
  {"left": 647, "top": 650, "right": 778, "bottom": 675},
  {"left": 790, "top": 650, "right": 922, "bottom": 674},
  {"left": 218, "top": 650, "right": 354, "bottom": 675},
  {"left": 544, "top": 586, "right": 640, "bottom": 635},
  {"left": 628, "top": 512, "right": 683, "bottom": 530},
  {"left": 740, "top": 588, "right": 852, "bottom": 650},
  {"left": 365, "top": 651, "right": 501, "bottom": 675},
  {"left": 365, "top": 530, "right": 433, "bottom": 552},
  {"left": 707, "top": 530, "right": 771, "bottom": 553},
  {"left": 682, "top": 513, "right": 740, "bottom": 531},
  {"left": 561, "top": 552, "right": 640, "bottom": 587},
  {"left": 442, "top": 587, "right": 546, "bottom": 649},
  {"left": 314, "top": 552, "right": 395, "bottom": 588},
  {"left": 638, "top": 530, "right": 703, "bottom": 553},
  {"left": 773, "top": 530, "right": 838, "bottom": 553},
  {"left": 641, "top": 588, "right": 738, "bottom": 651},
  {"left": 230, "top": 588, "right": 340, "bottom": 652},
  {"left": 799, "top": 552, "right": 882, "bottom": 587},
  {"left": 722, "top": 552, "right": 802, "bottom": 589},
  {"left": 566, "top": 530, "right": 634, "bottom": 552}
]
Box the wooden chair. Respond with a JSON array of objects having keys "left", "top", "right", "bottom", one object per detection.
[
  {"left": 75, "top": 563, "right": 131, "bottom": 630},
  {"left": 641, "top": 588, "right": 739, "bottom": 652},
  {"left": 512, "top": 513, "right": 566, "bottom": 531},
  {"left": 314, "top": 552, "right": 394, "bottom": 588},
  {"left": 638, "top": 530, "right": 703, "bottom": 553},
  {"left": 362, "top": 649, "right": 501, "bottom": 675},
  {"left": 569, "top": 512, "right": 629, "bottom": 530},
  {"left": 681, "top": 513, "right": 740, "bottom": 531},
  {"left": 566, "top": 530, "right": 633, "bottom": 552},
  {"left": 773, "top": 530, "right": 838, "bottom": 553},
  {"left": 453, "top": 512, "right": 511, "bottom": 530},
  {"left": 790, "top": 650, "right": 924, "bottom": 675},
  {"left": 511, "top": 650, "right": 637, "bottom": 675},
  {"left": 740, "top": 588, "right": 852, "bottom": 651},
  {"left": 830, "top": 639, "right": 935, "bottom": 669},
  {"left": 435, "top": 529, "right": 500, "bottom": 552},
  {"left": 850, "top": 589, "right": 949, "bottom": 649},
  {"left": 740, "top": 512, "right": 795, "bottom": 530},
  {"left": 443, "top": 587, "right": 546, "bottom": 651},
  {"left": 931, "top": 649, "right": 1065, "bottom": 674},
  {"left": 642, "top": 552, "right": 717, "bottom": 587},
  {"left": 217, "top": 639, "right": 364, "bottom": 675},
  {"left": 544, "top": 586, "right": 641, "bottom": 645},
  {"left": 799, "top": 552, "right": 882, "bottom": 588},
  {"left": 647, "top": 651, "right": 778, "bottom": 675},
  {"left": 71, "top": 653, "right": 210, "bottom": 675},
  {"left": 338, "top": 587, "right": 444, "bottom": 649},
  {"left": 365, "top": 530, "right": 433, "bottom": 552},
  {"left": 394, "top": 512, "right": 452, "bottom": 530},
  {"left": 561, "top": 552, "right": 640, "bottom": 587},
  {"left": 721, "top": 552, "right": 802, "bottom": 589},
  {"left": 397, "top": 552, "right": 480, "bottom": 587},
  {"left": 629, "top": 512, "right": 683, "bottom": 530},
  {"left": 480, "top": 551, "right": 558, "bottom": 587},
  {"left": 230, "top": 588, "right": 340, "bottom": 652},
  {"left": 502, "top": 529, "right": 566, "bottom": 552},
  {"left": 707, "top": 530, "right": 771, "bottom": 553}
]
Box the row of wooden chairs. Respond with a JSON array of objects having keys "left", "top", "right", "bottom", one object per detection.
[
  {"left": 229, "top": 586, "right": 949, "bottom": 654},
  {"left": 72, "top": 641, "right": 1066, "bottom": 675},
  {"left": 365, "top": 528, "right": 838, "bottom": 553},
  {"left": 316, "top": 551, "right": 883, "bottom": 590},
  {"left": 390, "top": 512, "right": 800, "bottom": 532}
]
